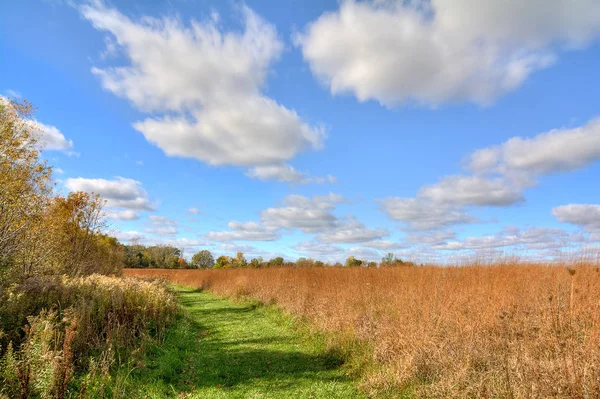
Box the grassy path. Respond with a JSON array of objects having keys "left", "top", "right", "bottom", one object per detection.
[{"left": 127, "top": 287, "right": 365, "bottom": 398}]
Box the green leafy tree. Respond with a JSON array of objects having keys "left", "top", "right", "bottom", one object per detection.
[
  {"left": 268, "top": 257, "right": 284, "bottom": 267},
  {"left": 345, "top": 256, "right": 363, "bottom": 267},
  {"left": 191, "top": 250, "right": 214, "bottom": 269}
]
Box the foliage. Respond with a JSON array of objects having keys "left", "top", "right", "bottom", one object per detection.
[
  {"left": 345, "top": 256, "right": 363, "bottom": 267},
  {"left": 191, "top": 250, "right": 214, "bottom": 269},
  {"left": 0, "top": 99, "right": 177, "bottom": 398},
  {"left": 124, "top": 244, "right": 181, "bottom": 269},
  {"left": 0, "top": 275, "right": 177, "bottom": 398}
]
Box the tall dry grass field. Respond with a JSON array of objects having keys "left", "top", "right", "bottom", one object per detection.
[{"left": 126, "top": 265, "right": 600, "bottom": 398}]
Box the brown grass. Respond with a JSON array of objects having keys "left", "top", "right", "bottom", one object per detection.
[{"left": 126, "top": 264, "right": 600, "bottom": 398}]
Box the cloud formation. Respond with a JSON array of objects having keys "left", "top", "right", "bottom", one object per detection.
[
  {"left": 380, "top": 117, "right": 600, "bottom": 231},
  {"left": 246, "top": 164, "right": 336, "bottom": 184},
  {"left": 65, "top": 177, "right": 156, "bottom": 211},
  {"left": 81, "top": 3, "right": 326, "bottom": 178},
  {"left": 552, "top": 204, "right": 600, "bottom": 231},
  {"left": 299, "top": 0, "right": 600, "bottom": 106}
]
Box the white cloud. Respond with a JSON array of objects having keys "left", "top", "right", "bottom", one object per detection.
[
  {"left": 207, "top": 221, "right": 279, "bottom": 242},
  {"left": 433, "top": 227, "right": 569, "bottom": 251},
  {"left": 261, "top": 193, "right": 347, "bottom": 233},
  {"left": 107, "top": 209, "right": 140, "bottom": 221},
  {"left": 145, "top": 215, "right": 178, "bottom": 236},
  {"left": 188, "top": 207, "right": 201, "bottom": 215},
  {"left": 293, "top": 241, "right": 343, "bottom": 256},
  {"left": 37, "top": 122, "right": 74, "bottom": 152},
  {"left": 378, "top": 198, "right": 476, "bottom": 231},
  {"left": 112, "top": 230, "right": 145, "bottom": 243},
  {"left": 65, "top": 177, "right": 156, "bottom": 211},
  {"left": 148, "top": 215, "right": 177, "bottom": 226},
  {"left": 468, "top": 119, "right": 600, "bottom": 183},
  {"left": 316, "top": 220, "right": 388, "bottom": 243},
  {"left": 81, "top": 3, "right": 326, "bottom": 177},
  {"left": 217, "top": 243, "right": 265, "bottom": 256},
  {"left": 362, "top": 240, "right": 407, "bottom": 250},
  {"left": 379, "top": 117, "right": 600, "bottom": 231},
  {"left": 144, "top": 226, "right": 177, "bottom": 236},
  {"left": 552, "top": 204, "right": 600, "bottom": 230},
  {"left": 419, "top": 175, "right": 523, "bottom": 206},
  {"left": 299, "top": 0, "right": 600, "bottom": 106},
  {"left": 246, "top": 164, "right": 337, "bottom": 184},
  {"left": 406, "top": 230, "right": 457, "bottom": 245},
  {"left": 347, "top": 247, "right": 382, "bottom": 262}
]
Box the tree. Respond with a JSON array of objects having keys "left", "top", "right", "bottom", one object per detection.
[
  {"left": 191, "top": 250, "right": 214, "bottom": 269},
  {"left": 250, "top": 257, "right": 263, "bottom": 268},
  {"left": 214, "top": 255, "right": 231, "bottom": 269},
  {"left": 345, "top": 256, "right": 363, "bottom": 267},
  {"left": 382, "top": 252, "right": 395, "bottom": 265},
  {"left": 0, "top": 98, "right": 53, "bottom": 286},
  {"left": 268, "top": 257, "right": 284, "bottom": 267},
  {"left": 232, "top": 252, "right": 247, "bottom": 268}
]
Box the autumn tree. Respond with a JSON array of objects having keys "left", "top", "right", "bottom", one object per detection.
[{"left": 0, "top": 99, "right": 53, "bottom": 286}]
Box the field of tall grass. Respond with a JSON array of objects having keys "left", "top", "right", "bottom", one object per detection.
[{"left": 127, "top": 264, "right": 600, "bottom": 398}]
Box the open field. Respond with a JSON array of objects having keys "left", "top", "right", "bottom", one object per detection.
[{"left": 127, "top": 265, "right": 600, "bottom": 398}]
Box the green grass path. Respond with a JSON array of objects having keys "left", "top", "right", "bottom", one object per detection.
[{"left": 128, "top": 287, "right": 366, "bottom": 398}]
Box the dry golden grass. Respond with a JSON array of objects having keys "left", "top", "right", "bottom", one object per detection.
[{"left": 126, "top": 264, "right": 600, "bottom": 398}]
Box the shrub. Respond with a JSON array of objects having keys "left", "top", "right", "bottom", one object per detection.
[{"left": 0, "top": 275, "right": 178, "bottom": 398}]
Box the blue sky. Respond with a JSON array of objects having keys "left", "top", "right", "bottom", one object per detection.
[{"left": 2, "top": 0, "right": 600, "bottom": 263}]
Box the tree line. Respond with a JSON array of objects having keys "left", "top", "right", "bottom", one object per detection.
[{"left": 123, "top": 243, "right": 415, "bottom": 270}]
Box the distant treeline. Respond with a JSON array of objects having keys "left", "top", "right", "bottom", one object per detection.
[{"left": 124, "top": 243, "right": 416, "bottom": 269}]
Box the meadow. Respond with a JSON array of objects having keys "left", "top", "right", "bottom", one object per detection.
[{"left": 127, "top": 264, "right": 600, "bottom": 398}]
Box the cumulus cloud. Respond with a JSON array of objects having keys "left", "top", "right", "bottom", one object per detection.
[
  {"left": 380, "top": 117, "right": 600, "bottom": 231},
  {"left": 299, "top": 0, "right": 600, "bottom": 106},
  {"left": 81, "top": 2, "right": 326, "bottom": 179},
  {"left": 468, "top": 119, "right": 600, "bottom": 184},
  {"left": 37, "top": 122, "right": 74, "bottom": 152},
  {"left": 293, "top": 241, "right": 344, "bottom": 256},
  {"left": 246, "top": 164, "right": 337, "bottom": 184},
  {"left": 316, "top": 221, "right": 388, "bottom": 243},
  {"left": 378, "top": 198, "right": 477, "bottom": 231},
  {"left": 261, "top": 193, "right": 347, "bottom": 233},
  {"left": 65, "top": 177, "right": 156, "bottom": 211},
  {"left": 188, "top": 207, "right": 201, "bottom": 215},
  {"left": 418, "top": 175, "right": 523, "bottom": 206},
  {"left": 106, "top": 209, "right": 140, "bottom": 221},
  {"left": 552, "top": 204, "right": 600, "bottom": 231},
  {"left": 207, "top": 221, "right": 279, "bottom": 242}
]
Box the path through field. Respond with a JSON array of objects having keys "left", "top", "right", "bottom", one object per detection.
[{"left": 127, "top": 287, "right": 365, "bottom": 398}]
